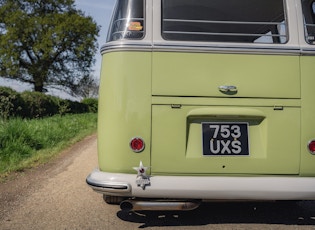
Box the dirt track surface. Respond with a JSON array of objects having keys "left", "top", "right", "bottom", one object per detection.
[{"left": 1, "top": 134, "right": 315, "bottom": 229}]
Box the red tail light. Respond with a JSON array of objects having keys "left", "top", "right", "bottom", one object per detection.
[
  {"left": 308, "top": 140, "right": 315, "bottom": 154},
  {"left": 130, "top": 137, "right": 145, "bottom": 153}
]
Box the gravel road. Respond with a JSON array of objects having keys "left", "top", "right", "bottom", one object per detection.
[{"left": 1, "top": 135, "right": 315, "bottom": 230}]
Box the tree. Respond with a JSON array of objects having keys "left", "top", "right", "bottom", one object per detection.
[
  {"left": 0, "top": 0, "right": 100, "bottom": 93},
  {"left": 70, "top": 74, "right": 99, "bottom": 99}
]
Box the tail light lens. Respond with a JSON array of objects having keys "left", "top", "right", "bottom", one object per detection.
[
  {"left": 308, "top": 140, "right": 315, "bottom": 154},
  {"left": 130, "top": 137, "right": 145, "bottom": 153}
]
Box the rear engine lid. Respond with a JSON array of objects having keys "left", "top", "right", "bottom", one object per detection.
[{"left": 152, "top": 52, "right": 300, "bottom": 99}]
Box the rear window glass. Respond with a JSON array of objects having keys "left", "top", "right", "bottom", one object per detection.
[
  {"left": 107, "top": 0, "right": 145, "bottom": 42},
  {"left": 162, "top": 0, "right": 287, "bottom": 44},
  {"left": 301, "top": 0, "right": 315, "bottom": 44}
]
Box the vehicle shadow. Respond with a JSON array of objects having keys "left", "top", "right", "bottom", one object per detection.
[{"left": 117, "top": 201, "right": 315, "bottom": 228}]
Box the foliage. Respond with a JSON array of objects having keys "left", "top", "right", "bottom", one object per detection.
[
  {"left": 71, "top": 74, "right": 99, "bottom": 99},
  {"left": 81, "top": 98, "right": 98, "bottom": 113},
  {"left": 0, "top": 86, "right": 98, "bottom": 119},
  {"left": 20, "top": 91, "right": 59, "bottom": 118},
  {"left": 57, "top": 99, "right": 70, "bottom": 116},
  {"left": 0, "top": 113, "right": 97, "bottom": 176},
  {"left": 0, "top": 87, "right": 24, "bottom": 120},
  {"left": 0, "top": 0, "right": 100, "bottom": 93},
  {"left": 66, "top": 100, "right": 89, "bottom": 114}
]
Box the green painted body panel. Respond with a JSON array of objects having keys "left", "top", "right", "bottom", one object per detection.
[
  {"left": 152, "top": 52, "right": 300, "bottom": 98},
  {"left": 300, "top": 56, "right": 315, "bottom": 176},
  {"left": 97, "top": 50, "right": 315, "bottom": 176},
  {"left": 97, "top": 52, "right": 151, "bottom": 173}
]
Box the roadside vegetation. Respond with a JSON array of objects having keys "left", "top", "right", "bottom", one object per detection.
[
  {"left": 0, "top": 87, "right": 98, "bottom": 180},
  {"left": 0, "top": 0, "right": 100, "bottom": 180}
]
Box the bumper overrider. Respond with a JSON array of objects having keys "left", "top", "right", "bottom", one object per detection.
[{"left": 86, "top": 168, "right": 315, "bottom": 201}]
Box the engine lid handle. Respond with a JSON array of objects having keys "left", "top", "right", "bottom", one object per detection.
[{"left": 219, "top": 85, "right": 238, "bottom": 93}]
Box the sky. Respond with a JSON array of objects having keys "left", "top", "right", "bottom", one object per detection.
[
  {"left": 0, "top": 0, "right": 116, "bottom": 99},
  {"left": 75, "top": 0, "right": 116, "bottom": 75}
]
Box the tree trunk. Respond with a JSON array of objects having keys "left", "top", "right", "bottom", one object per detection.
[
  {"left": 34, "top": 85, "right": 44, "bottom": 93},
  {"left": 33, "top": 72, "right": 46, "bottom": 92},
  {"left": 34, "top": 81, "right": 44, "bottom": 92}
]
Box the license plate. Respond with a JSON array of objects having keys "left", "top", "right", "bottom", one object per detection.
[{"left": 202, "top": 122, "right": 249, "bottom": 156}]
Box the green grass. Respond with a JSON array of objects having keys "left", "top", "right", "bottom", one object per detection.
[{"left": 0, "top": 113, "right": 97, "bottom": 178}]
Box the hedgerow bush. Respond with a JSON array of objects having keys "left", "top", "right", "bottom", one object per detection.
[
  {"left": 81, "top": 98, "right": 98, "bottom": 113},
  {"left": 20, "top": 91, "right": 59, "bottom": 118},
  {"left": 67, "top": 100, "right": 89, "bottom": 114},
  {"left": 0, "top": 86, "right": 98, "bottom": 119},
  {"left": 0, "top": 87, "right": 24, "bottom": 120}
]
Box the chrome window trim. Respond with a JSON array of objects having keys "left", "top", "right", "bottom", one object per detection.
[
  {"left": 162, "top": 31, "right": 287, "bottom": 39},
  {"left": 164, "top": 19, "right": 285, "bottom": 26},
  {"left": 162, "top": 19, "right": 287, "bottom": 41}
]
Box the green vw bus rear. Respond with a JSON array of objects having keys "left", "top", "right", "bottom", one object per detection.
[{"left": 87, "top": 0, "right": 315, "bottom": 211}]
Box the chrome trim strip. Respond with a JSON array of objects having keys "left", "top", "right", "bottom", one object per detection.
[
  {"left": 101, "top": 43, "right": 302, "bottom": 55},
  {"left": 301, "top": 49, "right": 315, "bottom": 56},
  {"left": 100, "top": 43, "right": 152, "bottom": 53},
  {"left": 153, "top": 43, "right": 300, "bottom": 54}
]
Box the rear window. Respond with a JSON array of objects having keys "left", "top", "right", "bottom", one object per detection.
[
  {"left": 301, "top": 0, "right": 315, "bottom": 44},
  {"left": 162, "top": 0, "right": 287, "bottom": 44},
  {"left": 107, "top": 0, "right": 145, "bottom": 42}
]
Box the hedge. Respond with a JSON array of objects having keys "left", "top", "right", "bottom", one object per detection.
[
  {"left": 0, "top": 86, "right": 98, "bottom": 119},
  {"left": 81, "top": 98, "right": 98, "bottom": 113}
]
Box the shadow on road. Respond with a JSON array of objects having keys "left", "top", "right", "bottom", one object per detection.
[{"left": 117, "top": 201, "right": 315, "bottom": 228}]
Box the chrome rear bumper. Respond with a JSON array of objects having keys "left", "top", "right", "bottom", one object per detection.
[{"left": 86, "top": 169, "right": 315, "bottom": 200}]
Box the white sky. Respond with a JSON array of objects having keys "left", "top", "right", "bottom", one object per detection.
[{"left": 0, "top": 0, "right": 116, "bottom": 99}]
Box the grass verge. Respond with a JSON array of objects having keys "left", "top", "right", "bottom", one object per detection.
[{"left": 0, "top": 113, "right": 97, "bottom": 179}]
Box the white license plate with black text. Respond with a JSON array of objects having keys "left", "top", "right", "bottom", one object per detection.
[{"left": 202, "top": 122, "right": 249, "bottom": 156}]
